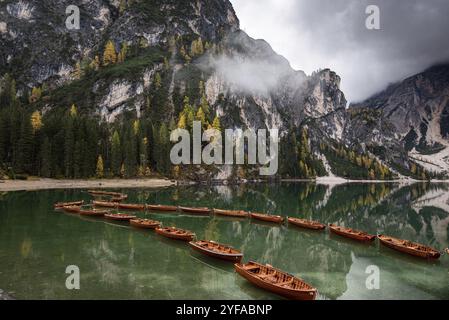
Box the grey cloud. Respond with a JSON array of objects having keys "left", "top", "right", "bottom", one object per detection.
[{"left": 231, "top": 0, "right": 449, "bottom": 102}]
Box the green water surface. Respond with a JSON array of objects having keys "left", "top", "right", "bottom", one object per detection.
[{"left": 0, "top": 182, "right": 448, "bottom": 299}]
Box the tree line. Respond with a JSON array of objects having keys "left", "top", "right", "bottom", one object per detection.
[{"left": 0, "top": 75, "right": 175, "bottom": 179}]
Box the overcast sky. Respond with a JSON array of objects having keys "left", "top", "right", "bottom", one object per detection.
[{"left": 230, "top": 0, "right": 449, "bottom": 102}]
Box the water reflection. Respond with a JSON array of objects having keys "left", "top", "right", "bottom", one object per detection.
[{"left": 0, "top": 182, "right": 448, "bottom": 299}]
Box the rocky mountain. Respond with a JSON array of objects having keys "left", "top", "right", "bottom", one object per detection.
[
  {"left": 0, "top": 0, "right": 448, "bottom": 180},
  {"left": 348, "top": 65, "right": 449, "bottom": 176}
]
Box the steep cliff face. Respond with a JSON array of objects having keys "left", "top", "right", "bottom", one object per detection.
[
  {"left": 349, "top": 65, "right": 449, "bottom": 175},
  {"left": 1, "top": 0, "right": 448, "bottom": 180},
  {"left": 0, "top": 0, "right": 239, "bottom": 88},
  {"left": 1, "top": 0, "right": 346, "bottom": 132}
]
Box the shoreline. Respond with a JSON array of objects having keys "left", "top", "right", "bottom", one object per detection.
[
  {"left": 0, "top": 178, "right": 176, "bottom": 192},
  {"left": 0, "top": 176, "right": 448, "bottom": 192}
]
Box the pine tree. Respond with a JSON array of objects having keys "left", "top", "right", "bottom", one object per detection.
[
  {"left": 157, "top": 123, "right": 169, "bottom": 174},
  {"left": 103, "top": 40, "right": 117, "bottom": 66},
  {"left": 89, "top": 56, "right": 100, "bottom": 71},
  {"left": 117, "top": 42, "right": 128, "bottom": 63},
  {"left": 30, "top": 111, "right": 42, "bottom": 132},
  {"left": 111, "top": 130, "right": 121, "bottom": 176},
  {"left": 16, "top": 113, "right": 34, "bottom": 173},
  {"left": 196, "top": 107, "right": 206, "bottom": 126},
  {"left": 96, "top": 155, "right": 104, "bottom": 178},
  {"left": 212, "top": 116, "right": 221, "bottom": 131},
  {"left": 154, "top": 72, "right": 162, "bottom": 89},
  {"left": 40, "top": 136, "right": 51, "bottom": 177},
  {"left": 120, "top": 163, "right": 125, "bottom": 178},
  {"left": 73, "top": 61, "right": 82, "bottom": 79},
  {"left": 191, "top": 38, "right": 204, "bottom": 56},
  {"left": 63, "top": 117, "right": 74, "bottom": 177},
  {"left": 123, "top": 123, "right": 137, "bottom": 177},
  {"left": 70, "top": 104, "right": 77, "bottom": 117},
  {"left": 200, "top": 94, "right": 210, "bottom": 118},
  {"left": 177, "top": 113, "right": 187, "bottom": 129},
  {"left": 29, "top": 87, "right": 42, "bottom": 103}
]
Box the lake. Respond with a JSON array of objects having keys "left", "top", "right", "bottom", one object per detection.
[{"left": 0, "top": 182, "right": 448, "bottom": 299}]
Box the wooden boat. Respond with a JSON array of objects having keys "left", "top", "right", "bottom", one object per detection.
[
  {"left": 118, "top": 203, "right": 145, "bottom": 211},
  {"left": 155, "top": 227, "right": 195, "bottom": 241},
  {"left": 213, "top": 208, "right": 248, "bottom": 218},
  {"left": 378, "top": 234, "right": 440, "bottom": 259},
  {"left": 446, "top": 248, "right": 449, "bottom": 255},
  {"left": 111, "top": 195, "right": 127, "bottom": 202},
  {"left": 130, "top": 218, "right": 161, "bottom": 229},
  {"left": 79, "top": 208, "right": 108, "bottom": 217},
  {"left": 329, "top": 224, "right": 375, "bottom": 242},
  {"left": 54, "top": 200, "right": 84, "bottom": 208},
  {"left": 93, "top": 200, "right": 118, "bottom": 208},
  {"left": 288, "top": 217, "right": 326, "bottom": 230},
  {"left": 189, "top": 240, "right": 243, "bottom": 262},
  {"left": 104, "top": 213, "right": 136, "bottom": 221},
  {"left": 250, "top": 212, "right": 284, "bottom": 224},
  {"left": 88, "top": 190, "right": 124, "bottom": 197},
  {"left": 179, "top": 206, "right": 211, "bottom": 215},
  {"left": 62, "top": 206, "right": 81, "bottom": 213},
  {"left": 146, "top": 204, "right": 179, "bottom": 212},
  {"left": 234, "top": 261, "right": 317, "bottom": 300}
]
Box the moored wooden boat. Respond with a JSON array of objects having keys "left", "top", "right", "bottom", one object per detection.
[
  {"left": 88, "top": 190, "right": 125, "bottom": 197},
  {"left": 130, "top": 218, "right": 161, "bottom": 229},
  {"left": 155, "top": 227, "right": 195, "bottom": 241},
  {"left": 378, "top": 234, "right": 440, "bottom": 259},
  {"left": 93, "top": 200, "right": 118, "bottom": 208},
  {"left": 329, "top": 224, "right": 375, "bottom": 242},
  {"left": 146, "top": 204, "right": 179, "bottom": 212},
  {"left": 111, "top": 195, "right": 127, "bottom": 202},
  {"left": 234, "top": 261, "right": 317, "bottom": 300},
  {"left": 189, "top": 240, "right": 243, "bottom": 262},
  {"left": 118, "top": 203, "right": 145, "bottom": 211},
  {"left": 54, "top": 200, "right": 84, "bottom": 208},
  {"left": 179, "top": 206, "right": 211, "bottom": 215},
  {"left": 250, "top": 212, "right": 284, "bottom": 224},
  {"left": 213, "top": 208, "right": 248, "bottom": 218},
  {"left": 104, "top": 213, "right": 136, "bottom": 221},
  {"left": 79, "top": 208, "right": 108, "bottom": 216},
  {"left": 62, "top": 206, "right": 81, "bottom": 213},
  {"left": 88, "top": 190, "right": 127, "bottom": 202},
  {"left": 288, "top": 217, "right": 326, "bottom": 230}
]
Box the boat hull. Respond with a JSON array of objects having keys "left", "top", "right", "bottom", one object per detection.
[
  {"left": 155, "top": 228, "right": 195, "bottom": 241},
  {"left": 104, "top": 214, "right": 136, "bottom": 221},
  {"left": 146, "top": 205, "right": 178, "bottom": 212},
  {"left": 54, "top": 201, "right": 84, "bottom": 208},
  {"left": 93, "top": 201, "right": 118, "bottom": 208},
  {"left": 213, "top": 209, "right": 248, "bottom": 218},
  {"left": 130, "top": 219, "right": 161, "bottom": 229},
  {"left": 329, "top": 225, "right": 375, "bottom": 242},
  {"left": 118, "top": 203, "right": 145, "bottom": 211},
  {"left": 234, "top": 263, "right": 316, "bottom": 300},
  {"left": 79, "top": 209, "right": 107, "bottom": 216},
  {"left": 378, "top": 235, "right": 440, "bottom": 259},
  {"left": 288, "top": 218, "right": 325, "bottom": 230},
  {"left": 62, "top": 206, "right": 81, "bottom": 213},
  {"left": 179, "top": 207, "right": 211, "bottom": 215},
  {"left": 250, "top": 213, "right": 284, "bottom": 224},
  {"left": 189, "top": 241, "right": 243, "bottom": 262}
]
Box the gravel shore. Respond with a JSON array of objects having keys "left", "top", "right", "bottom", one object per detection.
[{"left": 0, "top": 178, "right": 175, "bottom": 192}]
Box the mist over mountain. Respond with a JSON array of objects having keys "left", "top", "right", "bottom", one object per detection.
[{"left": 0, "top": 0, "right": 448, "bottom": 181}]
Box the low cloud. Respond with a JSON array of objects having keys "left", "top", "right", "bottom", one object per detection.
[
  {"left": 231, "top": 0, "right": 449, "bottom": 102},
  {"left": 206, "top": 55, "right": 288, "bottom": 94}
]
